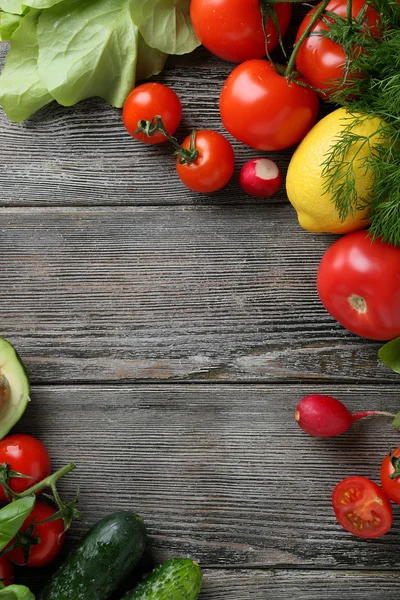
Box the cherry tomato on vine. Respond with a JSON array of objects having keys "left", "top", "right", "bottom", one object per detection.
[
  {"left": 122, "top": 83, "right": 182, "bottom": 144},
  {"left": 7, "top": 500, "right": 65, "bottom": 567},
  {"left": 0, "top": 434, "right": 51, "bottom": 503},
  {"left": 332, "top": 476, "right": 392, "bottom": 539},
  {"left": 0, "top": 556, "right": 14, "bottom": 587},
  {"left": 317, "top": 230, "right": 400, "bottom": 341},
  {"left": 176, "top": 130, "right": 234, "bottom": 193},
  {"left": 381, "top": 448, "right": 400, "bottom": 504},
  {"left": 190, "top": 0, "right": 292, "bottom": 63},
  {"left": 295, "top": 0, "right": 381, "bottom": 95},
  {"left": 220, "top": 60, "right": 319, "bottom": 151}
]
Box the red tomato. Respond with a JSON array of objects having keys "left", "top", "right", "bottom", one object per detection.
[
  {"left": 122, "top": 83, "right": 182, "bottom": 144},
  {"left": 7, "top": 500, "right": 65, "bottom": 567},
  {"left": 219, "top": 60, "right": 319, "bottom": 151},
  {"left": 332, "top": 476, "right": 392, "bottom": 538},
  {"left": 317, "top": 231, "right": 400, "bottom": 341},
  {"left": 0, "top": 556, "right": 14, "bottom": 587},
  {"left": 190, "top": 0, "right": 292, "bottom": 63},
  {"left": 176, "top": 130, "right": 234, "bottom": 193},
  {"left": 0, "top": 434, "right": 51, "bottom": 503},
  {"left": 295, "top": 0, "right": 381, "bottom": 94},
  {"left": 380, "top": 448, "right": 400, "bottom": 504}
]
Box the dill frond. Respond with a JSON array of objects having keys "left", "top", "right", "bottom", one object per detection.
[{"left": 320, "top": 1, "right": 400, "bottom": 246}]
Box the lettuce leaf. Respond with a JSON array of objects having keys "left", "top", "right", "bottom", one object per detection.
[
  {"left": 136, "top": 33, "right": 168, "bottom": 81},
  {"left": 37, "top": 0, "right": 139, "bottom": 107},
  {"left": 130, "top": 0, "right": 200, "bottom": 55},
  {"left": 25, "top": 0, "right": 63, "bottom": 6},
  {"left": 0, "top": 1, "right": 24, "bottom": 13},
  {"left": 0, "top": 9, "right": 24, "bottom": 39},
  {"left": 0, "top": 9, "right": 53, "bottom": 121}
]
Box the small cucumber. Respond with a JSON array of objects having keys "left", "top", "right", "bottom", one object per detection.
[
  {"left": 39, "top": 511, "right": 147, "bottom": 600},
  {"left": 122, "top": 557, "right": 202, "bottom": 600}
]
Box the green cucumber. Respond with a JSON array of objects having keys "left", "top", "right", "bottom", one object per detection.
[
  {"left": 39, "top": 511, "right": 147, "bottom": 600},
  {"left": 122, "top": 558, "right": 202, "bottom": 600}
]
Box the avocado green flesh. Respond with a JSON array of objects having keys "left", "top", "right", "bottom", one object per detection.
[{"left": 0, "top": 339, "right": 30, "bottom": 440}]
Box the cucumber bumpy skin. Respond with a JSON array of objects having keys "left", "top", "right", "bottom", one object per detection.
[
  {"left": 39, "top": 512, "right": 147, "bottom": 600},
  {"left": 122, "top": 558, "right": 202, "bottom": 600}
]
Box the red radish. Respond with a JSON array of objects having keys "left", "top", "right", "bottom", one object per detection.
[
  {"left": 294, "top": 394, "right": 395, "bottom": 438},
  {"left": 239, "top": 158, "right": 282, "bottom": 198}
]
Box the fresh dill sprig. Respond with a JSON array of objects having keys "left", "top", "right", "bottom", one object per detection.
[{"left": 318, "top": 0, "right": 400, "bottom": 246}]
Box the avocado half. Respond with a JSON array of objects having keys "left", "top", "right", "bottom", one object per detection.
[{"left": 0, "top": 339, "right": 30, "bottom": 439}]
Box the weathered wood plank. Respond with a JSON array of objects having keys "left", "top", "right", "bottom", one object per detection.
[
  {"left": 0, "top": 206, "right": 394, "bottom": 383},
  {"left": 15, "top": 384, "right": 400, "bottom": 574}
]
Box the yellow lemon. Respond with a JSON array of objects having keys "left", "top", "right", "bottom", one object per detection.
[{"left": 286, "top": 107, "right": 383, "bottom": 234}]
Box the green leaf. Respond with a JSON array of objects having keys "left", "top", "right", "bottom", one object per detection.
[
  {"left": 379, "top": 337, "right": 400, "bottom": 374},
  {"left": 37, "top": 0, "right": 139, "bottom": 108},
  {"left": 0, "top": 9, "right": 53, "bottom": 121},
  {"left": 0, "top": 1, "right": 23, "bottom": 14},
  {"left": 24, "top": 0, "right": 63, "bottom": 6},
  {"left": 0, "top": 496, "right": 35, "bottom": 551},
  {"left": 136, "top": 33, "right": 168, "bottom": 82},
  {"left": 0, "top": 585, "right": 36, "bottom": 600},
  {"left": 130, "top": 0, "right": 200, "bottom": 55},
  {"left": 0, "top": 9, "right": 23, "bottom": 40}
]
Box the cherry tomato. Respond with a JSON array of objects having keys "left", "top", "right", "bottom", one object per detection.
[
  {"left": 295, "top": 0, "right": 381, "bottom": 95},
  {"left": 7, "top": 500, "right": 65, "bottom": 567},
  {"left": 332, "top": 476, "right": 392, "bottom": 538},
  {"left": 122, "top": 83, "right": 182, "bottom": 144},
  {"left": 0, "top": 434, "right": 51, "bottom": 503},
  {"left": 219, "top": 60, "right": 319, "bottom": 151},
  {"left": 380, "top": 448, "right": 400, "bottom": 504},
  {"left": 190, "top": 0, "right": 292, "bottom": 63},
  {"left": 317, "top": 231, "right": 400, "bottom": 341},
  {"left": 0, "top": 556, "right": 13, "bottom": 587},
  {"left": 176, "top": 130, "right": 234, "bottom": 193}
]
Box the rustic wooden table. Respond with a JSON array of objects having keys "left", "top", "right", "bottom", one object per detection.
[{"left": 1, "top": 6, "right": 400, "bottom": 598}]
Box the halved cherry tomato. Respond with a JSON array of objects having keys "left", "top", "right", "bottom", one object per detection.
[
  {"left": 7, "top": 500, "right": 65, "bottom": 567},
  {"left": 176, "top": 130, "right": 234, "bottom": 193},
  {"left": 332, "top": 476, "right": 392, "bottom": 538},
  {"left": 190, "top": 0, "right": 292, "bottom": 63},
  {"left": 295, "top": 0, "right": 381, "bottom": 95},
  {"left": 381, "top": 448, "right": 400, "bottom": 504},
  {"left": 122, "top": 83, "right": 182, "bottom": 144},
  {"left": 219, "top": 60, "right": 319, "bottom": 151},
  {"left": 0, "top": 555, "right": 13, "bottom": 587},
  {"left": 0, "top": 434, "right": 51, "bottom": 503}
]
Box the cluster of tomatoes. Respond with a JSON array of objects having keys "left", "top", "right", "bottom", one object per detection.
[
  {"left": 120, "top": 0, "right": 383, "bottom": 196},
  {"left": 0, "top": 434, "right": 67, "bottom": 585}
]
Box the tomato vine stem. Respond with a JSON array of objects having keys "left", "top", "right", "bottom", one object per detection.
[
  {"left": 285, "top": 0, "right": 331, "bottom": 78},
  {"left": 136, "top": 115, "right": 199, "bottom": 165}
]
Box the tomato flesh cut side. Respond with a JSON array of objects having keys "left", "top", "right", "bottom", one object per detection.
[{"left": 332, "top": 476, "right": 392, "bottom": 539}]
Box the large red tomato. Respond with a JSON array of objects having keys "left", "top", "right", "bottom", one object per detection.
[
  {"left": 381, "top": 448, "right": 400, "bottom": 504},
  {"left": 295, "top": 0, "right": 381, "bottom": 94},
  {"left": 0, "top": 556, "right": 13, "bottom": 587},
  {"left": 190, "top": 0, "right": 292, "bottom": 63},
  {"left": 220, "top": 60, "right": 319, "bottom": 151},
  {"left": 317, "top": 231, "right": 400, "bottom": 341}
]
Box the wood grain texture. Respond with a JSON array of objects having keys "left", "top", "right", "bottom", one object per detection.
[
  {"left": 0, "top": 206, "right": 394, "bottom": 384},
  {"left": 16, "top": 384, "right": 400, "bottom": 573}
]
